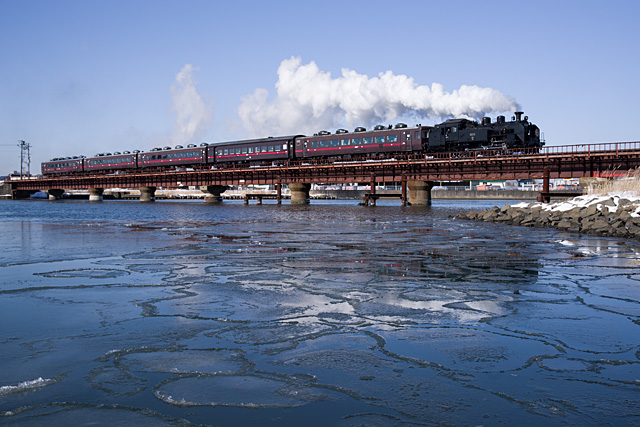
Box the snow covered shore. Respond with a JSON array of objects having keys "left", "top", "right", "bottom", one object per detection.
[{"left": 456, "top": 193, "right": 640, "bottom": 238}]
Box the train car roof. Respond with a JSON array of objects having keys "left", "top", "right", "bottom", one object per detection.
[{"left": 207, "top": 135, "right": 304, "bottom": 147}]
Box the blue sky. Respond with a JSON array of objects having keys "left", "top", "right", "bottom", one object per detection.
[{"left": 1, "top": 0, "right": 638, "bottom": 174}]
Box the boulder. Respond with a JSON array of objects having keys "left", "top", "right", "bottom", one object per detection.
[{"left": 557, "top": 220, "right": 580, "bottom": 233}]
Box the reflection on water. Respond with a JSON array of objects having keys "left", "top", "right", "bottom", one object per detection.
[{"left": 1, "top": 199, "right": 639, "bottom": 426}]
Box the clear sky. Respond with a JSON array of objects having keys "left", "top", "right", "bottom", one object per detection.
[{"left": 1, "top": 0, "right": 638, "bottom": 174}]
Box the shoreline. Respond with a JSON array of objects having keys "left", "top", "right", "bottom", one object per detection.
[{"left": 456, "top": 193, "right": 640, "bottom": 239}]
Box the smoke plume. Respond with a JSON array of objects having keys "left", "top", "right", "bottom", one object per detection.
[
  {"left": 170, "top": 64, "right": 212, "bottom": 145},
  {"left": 238, "top": 57, "right": 518, "bottom": 136}
]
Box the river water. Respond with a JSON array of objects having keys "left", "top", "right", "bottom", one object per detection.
[{"left": 0, "top": 198, "right": 639, "bottom": 426}]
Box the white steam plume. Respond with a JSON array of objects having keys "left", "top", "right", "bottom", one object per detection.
[
  {"left": 238, "top": 57, "right": 518, "bottom": 137},
  {"left": 170, "top": 64, "right": 212, "bottom": 145}
]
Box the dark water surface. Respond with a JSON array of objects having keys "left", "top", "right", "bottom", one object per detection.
[{"left": 1, "top": 199, "right": 639, "bottom": 426}]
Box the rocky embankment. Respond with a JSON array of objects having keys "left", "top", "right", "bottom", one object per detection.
[{"left": 456, "top": 194, "right": 640, "bottom": 238}]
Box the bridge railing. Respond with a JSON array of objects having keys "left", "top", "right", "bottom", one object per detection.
[{"left": 541, "top": 141, "right": 640, "bottom": 156}]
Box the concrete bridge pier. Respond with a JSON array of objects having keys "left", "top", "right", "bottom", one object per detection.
[
  {"left": 289, "top": 183, "right": 311, "bottom": 204},
  {"left": 200, "top": 185, "right": 228, "bottom": 203},
  {"left": 407, "top": 181, "right": 433, "bottom": 206},
  {"left": 46, "top": 189, "right": 65, "bottom": 200},
  {"left": 139, "top": 186, "right": 156, "bottom": 202},
  {"left": 88, "top": 188, "right": 104, "bottom": 202},
  {"left": 276, "top": 182, "right": 282, "bottom": 205}
]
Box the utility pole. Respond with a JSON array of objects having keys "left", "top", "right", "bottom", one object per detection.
[{"left": 18, "top": 140, "right": 31, "bottom": 178}]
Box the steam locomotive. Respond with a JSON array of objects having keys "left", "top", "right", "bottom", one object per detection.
[{"left": 42, "top": 112, "right": 542, "bottom": 175}]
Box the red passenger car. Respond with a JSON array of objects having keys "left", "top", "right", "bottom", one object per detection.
[
  {"left": 296, "top": 124, "right": 433, "bottom": 159},
  {"left": 138, "top": 145, "right": 207, "bottom": 169},
  {"left": 41, "top": 157, "right": 84, "bottom": 174},
  {"left": 209, "top": 136, "right": 301, "bottom": 164},
  {"left": 85, "top": 152, "right": 137, "bottom": 172}
]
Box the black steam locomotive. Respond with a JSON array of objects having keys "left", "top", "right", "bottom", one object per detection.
[
  {"left": 42, "top": 111, "right": 542, "bottom": 175},
  {"left": 427, "top": 111, "right": 541, "bottom": 151}
]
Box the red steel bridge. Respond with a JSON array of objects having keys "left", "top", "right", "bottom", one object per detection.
[{"left": 7, "top": 142, "right": 640, "bottom": 204}]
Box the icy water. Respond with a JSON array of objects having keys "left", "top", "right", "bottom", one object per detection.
[{"left": 1, "top": 198, "right": 639, "bottom": 426}]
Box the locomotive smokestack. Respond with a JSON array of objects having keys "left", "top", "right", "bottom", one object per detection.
[{"left": 515, "top": 111, "right": 523, "bottom": 121}]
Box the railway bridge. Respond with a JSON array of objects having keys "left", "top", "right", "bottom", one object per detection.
[{"left": 7, "top": 142, "right": 640, "bottom": 205}]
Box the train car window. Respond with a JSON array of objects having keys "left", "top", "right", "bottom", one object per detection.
[
  {"left": 415, "top": 131, "right": 420, "bottom": 139},
  {"left": 162, "top": 155, "right": 168, "bottom": 159},
  {"left": 341, "top": 139, "right": 349, "bottom": 146},
  {"left": 242, "top": 147, "right": 247, "bottom": 154},
  {"left": 363, "top": 137, "right": 373, "bottom": 144},
  {"left": 261, "top": 146, "right": 267, "bottom": 153},
  {"left": 388, "top": 135, "right": 398, "bottom": 143},
  {"left": 352, "top": 138, "right": 361, "bottom": 145},
  {"left": 375, "top": 136, "right": 384, "bottom": 143},
  {"left": 267, "top": 146, "right": 273, "bottom": 152},
  {"left": 330, "top": 140, "right": 339, "bottom": 147},
  {"left": 311, "top": 141, "right": 318, "bottom": 148},
  {"left": 320, "top": 141, "right": 329, "bottom": 148},
  {"left": 422, "top": 130, "right": 429, "bottom": 138},
  {"left": 248, "top": 147, "right": 253, "bottom": 153}
]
